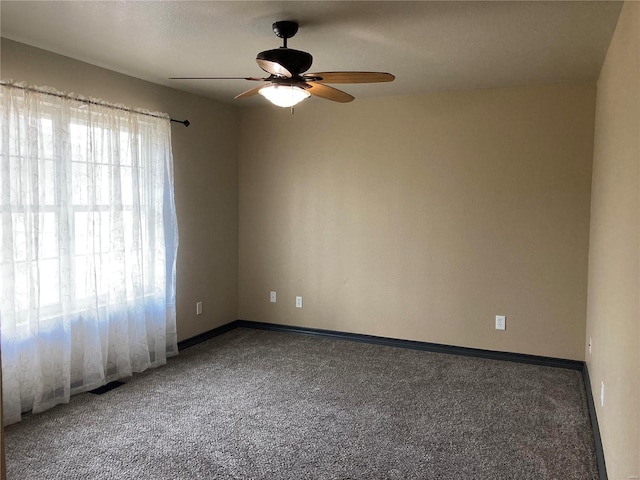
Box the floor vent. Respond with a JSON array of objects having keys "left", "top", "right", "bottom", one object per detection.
[{"left": 88, "top": 381, "right": 125, "bottom": 395}]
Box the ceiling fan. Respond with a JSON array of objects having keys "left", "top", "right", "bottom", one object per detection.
[{"left": 171, "top": 21, "right": 395, "bottom": 108}]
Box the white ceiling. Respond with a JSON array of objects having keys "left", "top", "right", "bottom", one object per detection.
[{"left": 0, "top": 1, "right": 623, "bottom": 107}]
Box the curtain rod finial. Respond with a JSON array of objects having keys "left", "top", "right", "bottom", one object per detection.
[{"left": 170, "top": 118, "right": 190, "bottom": 127}]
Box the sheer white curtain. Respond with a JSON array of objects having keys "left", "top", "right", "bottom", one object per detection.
[{"left": 0, "top": 82, "right": 179, "bottom": 425}]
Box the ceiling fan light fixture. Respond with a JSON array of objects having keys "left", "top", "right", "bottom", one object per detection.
[{"left": 259, "top": 84, "right": 310, "bottom": 108}]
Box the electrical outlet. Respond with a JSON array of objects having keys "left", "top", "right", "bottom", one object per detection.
[
  {"left": 495, "top": 315, "right": 506, "bottom": 330},
  {"left": 295, "top": 296, "right": 303, "bottom": 308},
  {"left": 196, "top": 302, "right": 202, "bottom": 315},
  {"left": 600, "top": 381, "right": 605, "bottom": 407},
  {"left": 270, "top": 291, "right": 277, "bottom": 303}
]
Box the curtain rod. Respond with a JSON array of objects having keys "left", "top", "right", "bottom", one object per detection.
[{"left": 1, "top": 82, "right": 190, "bottom": 127}]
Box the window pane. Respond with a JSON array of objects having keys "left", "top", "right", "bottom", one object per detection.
[
  {"left": 75, "top": 255, "right": 89, "bottom": 300},
  {"left": 14, "top": 261, "right": 29, "bottom": 312},
  {"left": 40, "top": 212, "right": 58, "bottom": 258},
  {"left": 96, "top": 164, "right": 109, "bottom": 205},
  {"left": 72, "top": 162, "right": 88, "bottom": 205},
  {"left": 70, "top": 122, "right": 88, "bottom": 162},
  {"left": 39, "top": 258, "right": 59, "bottom": 306},
  {"left": 43, "top": 160, "right": 56, "bottom": 206},
  {"left": 9, "top": 155, "right": 24, "bottom": 206},
  {"left": 119, "top": 129, "right": 132, "bottom": 166},
  {"left": 7, "top": 113, "right": 26, "bottom": 157},
  {"left": 40, "top": 117, "right": 54, "bottom": 159},
  {"left": 100, "top": 211, "right": 111, "bottom": 254},
  {"left": 74, "top": 211, "right": 88, "bottom": 256},
  {"left": 121, "top": 166, "right": 133, "bottom": 206},
  {"left": 12, "top": 214, "right": 27, "bottom": 262}
]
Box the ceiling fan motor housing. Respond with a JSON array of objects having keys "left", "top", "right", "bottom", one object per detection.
[
  {"left": 256, "top": 48, "right": 313, "bottom": 76},
  {"left": 272, "top": 21, "right": 299, "bottom": 39}
]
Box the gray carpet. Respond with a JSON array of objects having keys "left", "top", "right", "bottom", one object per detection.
[{"left": 5, "top": 328, "right": 598, "bottom": 479}]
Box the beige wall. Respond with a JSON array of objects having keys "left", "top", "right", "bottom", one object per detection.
[
  {"left": 239, "top": 83, "right": 595, "bottom": 361},
  {"left": 586, "top": 2, "right": 640, "bottom": 478},
  {"left": 1, "top": 39, "right": 240, "bottom": 342}
]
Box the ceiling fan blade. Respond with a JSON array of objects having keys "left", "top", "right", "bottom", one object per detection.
[
  {"left": 304, "top": 72, "right": 395, "bottom": 84},
  {"left": 169, "top": 77, "right": 268, "bottom": 81},
  {"left": 234, "top": 85, "right": 265, "bottom": 100},
  {"left": 306, "top": 83, "right": 354, "bottom": 103},
  {"left": 256, "top": 59, "right": 293, "bottom": 78}
]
